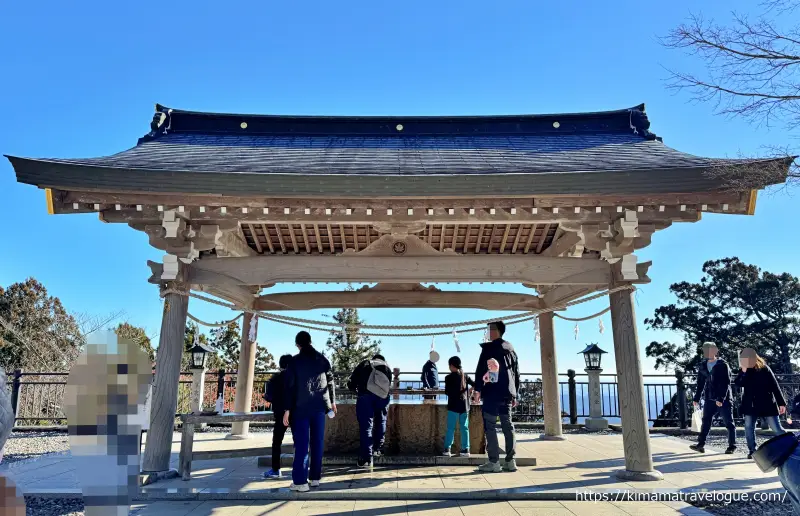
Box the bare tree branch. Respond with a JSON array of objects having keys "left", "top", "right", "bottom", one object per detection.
[
  {"left": 71, "top": 310, "right": 126, "bottom": 338},
  {"left": 663, "top": 5, "right": 800, "bottom": 189}
]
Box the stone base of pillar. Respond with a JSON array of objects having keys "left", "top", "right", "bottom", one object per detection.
[
  {"left": 139, "top": 469, "right": 179, "bottom": 486},
  {"left": 584, "top": 417, "right": 609, "bottom": 431},
  {"left": 615, "top": 468, "right": 664, "bottom": 482},
  {"left": 224, "top": 433, "right": 252, "bottom": 440},
  {"left": 539, "top": 434, "right": 568, "bottom": 441}
]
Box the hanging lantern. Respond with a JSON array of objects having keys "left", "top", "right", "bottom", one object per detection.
[{"left": 578, "top": 343, "right": 607, "bottom": 370}]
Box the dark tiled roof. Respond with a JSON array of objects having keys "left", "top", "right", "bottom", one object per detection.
[
  {"left": 28, "top": 132, "right": 724, "bottom": 176},
  {"left": 5, "top": 104, "right": 787, "bottom": 196}
]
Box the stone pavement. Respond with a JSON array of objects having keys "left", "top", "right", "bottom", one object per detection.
[
  {"left": 128, "top": 499, "right": 711, "bottom": 515},
  {"left": 0, "top": 431, "right": 785, "bottom": 502}
]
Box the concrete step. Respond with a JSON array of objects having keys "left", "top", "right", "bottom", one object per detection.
[{"left": 257, "top": 454, "right": 536, "bottom": 467}]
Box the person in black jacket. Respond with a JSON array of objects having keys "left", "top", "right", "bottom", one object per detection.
[
  {"left": 348, "top": 354, "right": 392, "bottom": 467},
  {"left": 421, "top": 351, "right": 439, "bottom": 401},
  {"left": 690, "top": 342, "right": 736, "bottom": 454},
  {"left": 734, "top": 348, "right": 787, "bottom": 458},
  {"left": 472, "top": 321, "right": 520, "bottom": 473},
  {"left": 262, "top": 354, "right": 293, "bottom": 479},
  {"left": 443, "top": 356, "right": 474, "bottom": 457},
  {"left": 282, "top": 331, "right": 336, "bottom": 492}
]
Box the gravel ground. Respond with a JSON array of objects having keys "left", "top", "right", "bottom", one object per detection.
[
  {"left": 3, "top": 432, "right": 69, "bottom": 465},
  {"left": 24, "top": 497, "right": 82, "bottom": 516}
]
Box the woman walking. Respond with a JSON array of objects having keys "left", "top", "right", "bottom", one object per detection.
[
  {"left": 735, "top": 348, "right": 787, "bottom": 459},
  {"left": 282, "top": 331, "right": 336, "bottom": 492},
  {"left": 442, "top": 356, "right": 474, "bottom": 457}
]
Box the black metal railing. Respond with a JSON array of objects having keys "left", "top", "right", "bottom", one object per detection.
[{"left": 7, "top": 368, "right": 799, "bottom": 428}]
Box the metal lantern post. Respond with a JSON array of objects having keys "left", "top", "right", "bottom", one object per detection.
[
  {"left": 579, "top": 343, "right": 609, "bottom": 431},
  {"left": 188, "top": 341, "right": 215, "bottom": 415}
]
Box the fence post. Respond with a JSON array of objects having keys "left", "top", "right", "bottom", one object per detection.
[
  {"left": 567, "top": 369, "right": 578, "bottom": 425},
  {"left": 675, "top": 369, "right": 687, "bottom": 429},
  {"left": 392, "top": 368, "right": 400, "bottom": 401},
  {"left": 10, "top": 369, "right": 22, "bottom": 420}
]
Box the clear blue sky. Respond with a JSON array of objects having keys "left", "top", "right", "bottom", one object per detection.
[{"left": 1, "top": 0, "right": 797, "bottom": 377}]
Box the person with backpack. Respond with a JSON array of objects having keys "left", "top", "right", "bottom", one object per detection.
[
  {"left": 472, "top": 321, "right": 520, "bottom": 473},
  {"left": 282, "top": 331, "right": 336, "bottom": 492},
  {"left": 262, "top": 354, "right": 293, "bottom": 479},
  {"left": 348, "top": 354, "right": 392, "bottom": 468},
  {"left": 690, "top": 342, "right": 736, "bottom": 454},
  {"left": 442, "top": 356, "right": 474, "bottom": 457}
]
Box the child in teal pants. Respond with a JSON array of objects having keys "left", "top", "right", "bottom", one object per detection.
[{"left": 443, "top": 356, "right": 474, "bottom": 457}]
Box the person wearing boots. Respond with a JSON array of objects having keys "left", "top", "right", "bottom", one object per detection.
[{"left": 690, "top": 342, "right": 736, "bottom": 454}]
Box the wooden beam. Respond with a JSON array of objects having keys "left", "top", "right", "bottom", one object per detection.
[
  {"left": 524, "top": 223, "right": 538, "bottom": 254},
  {"left": 511, "top": 224, "right": 523, "bottom": 254},
  {"left": 215, "top": 229, "right": 257, "bottom": 258},
  {"left": 313, "top": 224, "right": 323, "bottom": 254},
  {"left": 255, "top": 288, "right": 544, "bottom": 311},
  {"left": 338, "top": 224, "right": 347, "bottom": 251},
  {"left": 95, "top": 203, "right": 704, "bottom": 226},
  {"left": 326, "top": 224, "right": 335, "bottom": 254},
  {"left": 299, "top": 224, "right": 311, "bottom": 254},
  {"left": 535, "top": 224, "right": 552, "bottom": 254},
  {"left": 246, "top": 224, "right": 262, "bottom": 254},
  {"left": 499, "top": 224, "right": 511, "bottom": 253},
  {"left": 475, "top": 224, "right": 485, "bottom": 254},
  {"left": 261, "top": 224, "right": 275, "bottom": 254},
  {"left": 540, "top": 231, "right": 582, "bottom": 257},
  {"left": 287, "top": 224, "right": 299, "bottom": 253},
  {"left": 274, "top": 224, "right": 287, "bottom": 253},
  {"left": 188, "top": 254, "right": 615, "bottom": 286}
]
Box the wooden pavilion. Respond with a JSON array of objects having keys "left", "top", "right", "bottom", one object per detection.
[{"left": 5, "top": 103, "right": 789, "bottom": 481}]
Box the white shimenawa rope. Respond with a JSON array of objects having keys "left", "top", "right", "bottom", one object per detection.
[{"left": 161, "top": 284, "right": 634, "bottom": 338}]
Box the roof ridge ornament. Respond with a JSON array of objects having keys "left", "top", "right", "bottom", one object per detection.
[
  {"left": 628, "top": 105, "right": 660, "bottom": 142},
  {"left": 138, "top": 104, "right": 173, "bottom": 144}
]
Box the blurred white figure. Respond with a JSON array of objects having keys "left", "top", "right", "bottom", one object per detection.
[{"left": 65, "top": 331, "right": 151, "bottom": 516}]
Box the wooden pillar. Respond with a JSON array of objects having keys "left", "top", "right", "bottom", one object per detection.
[
  {"left": 609, "top": 276, "right": 663, "bottom": 481},
  {"left": 142, "top": 273, "right": 189, "bottom": 475},
  {"left": 230, "top": 312, "right": 257, "bottom": 438},
  {"left": 539, "top": 312, "right": 565, "bottom": 440}
]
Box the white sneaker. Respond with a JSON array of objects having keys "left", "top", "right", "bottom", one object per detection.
[
  {"left": 310, "top": 480, "right": 320, "bottom": 488},
  {"left": 460, "top": 450, "right": 470, "bottom": 458},
  {"left": 441, "top": 450, "right": 452, "bottom": 457},
  {"left": 289, "top": 483, "right": 310, "bottom": 492}
]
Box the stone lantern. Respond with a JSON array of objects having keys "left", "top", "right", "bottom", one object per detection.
[{"left": 578, "top": 343, "right": 608, "bottom": 431}]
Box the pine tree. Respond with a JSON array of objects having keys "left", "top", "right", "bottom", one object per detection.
[
  {"left": 325, "top": 293, "right": 382, "bottom": 373},
  {"left": 208, "top": 320, "right": 276, "bottom": 371}
]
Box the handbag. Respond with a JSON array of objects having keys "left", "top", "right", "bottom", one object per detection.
[
  {"left": 752, "top": 433, "right": 799, "bottom": 473},
  {"left": 690, "top": 408, "right": 703, "bottom": 433}
]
